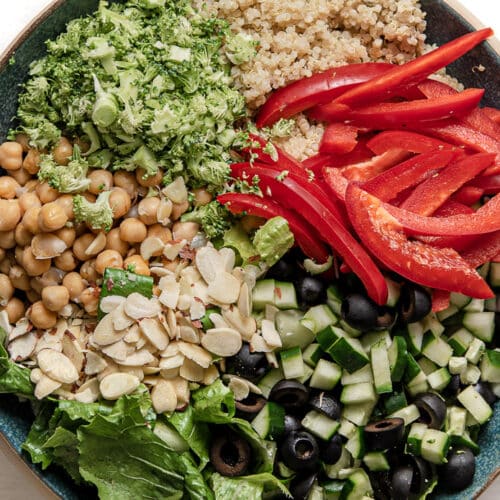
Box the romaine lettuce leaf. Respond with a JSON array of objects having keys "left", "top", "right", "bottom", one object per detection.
[
  {"left": 210, "top": 472, "right": 290, "bottom": 500},
  {"left": 0, "top": 327, "right": 33, "bottom": 396}
]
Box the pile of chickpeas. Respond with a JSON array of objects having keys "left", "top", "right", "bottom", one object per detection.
[{"left": 0, "top": 135, "right": 213, "bottom": 331}]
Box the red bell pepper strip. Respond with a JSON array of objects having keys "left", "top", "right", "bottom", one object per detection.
[
  {"left": 319, "top": 123, "right": 359, "bottom": 155},
  {"left": 323, "top": 167, "right": 349, "bottom": 201},
  {"left": 345, "top": 183, "right": 493, "bottom": 299},
  {"left": 431, "top": 289, "right": 451, "bottom": 312},
  {"left": 467, "top": 174, "right": 500, "bottom": 194},
  {"left": 230, "top": 164, "right": 388, "bottom": 304},
  {"left": 255, "top": 62, "right": 393, "bottom": 128},
  {"left": 361, "top": 149, "right": 457, "bottom": 201},
  {"left": 399, "top": 153, "right": 495, "bottom": 216},
  {"left": 310, "top": 88, "right": 484, "bottom": 125},
  {"left": 217, "top": 193, "right": 330, "bottom": 264},
  {"left": 340, "top": 149, "right": 410, "bottom": 181},
  {"left": 451, "top": 185, "right": 485, "bottom": 205},
  {"left": 483, "top": 107, "right": 500, "bottom": 124},
  {"left": 313, "top": 28, "right": 493, "bottom": 113},
  {"left": 434, "top": 200, "right": 474, "bottom": 217},
  {"left": 366, "top": 130, "right": 457, "bottom": 155},
  {"left": 460, "top": 231, "right": 500, "bottom": 268}
]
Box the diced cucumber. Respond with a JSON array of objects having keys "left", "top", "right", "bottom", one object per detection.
[
  {"left": 345, "top": 427, "right": 365, "bottom": 459},
  {"left": 427, "top": 367, "right": 451, "bottom": 391},
  {"left": 317, "top": 325, "right": 346, "bottom": 351},
  {"left": 406, "top": 368, "right": 427, "bottom": 390},
  {"left": 406, "top": 377, "right": 429, "bottom": 397},
  {"left": 421, "top": 332, "right": 453, "bottom": 367},
  {"left": 418, "top": 357, "right": 438, "bottom": 375},
  {"left": 326, "top": 284, "right": 344, "bottom": 315},
  {"left": 460, "top": 364, "right": 481, "bottom": 385},
  {"left": 340, "top": 383, "right": 376, "bottom": 405},
  {"left": 385, "top": 277, "right": 401, "bottom": 307},
  {"left": 339, "top": 469, "right": 373, "bottom": 500},
  {"left": 307, "top": 484, "right": 324, "bottom": 500},
  {"left": 383, "top": 391, "right": 407, "bottom": 415},
  {"left": 325, "top": 446, "right": 352, "bottom": 479},
  {"left": 485, "top": 297, "right": 498, "bottom": 311},
  {"left": 280, "top": 346, "right": 304, "bottom": 379},
  {"left": 450, "top": 292, "right": 472, "bottom": 309},
  {"left": 437, "top": 304, "right": 459, "bottom": 322},
  {"left": 405, "top": 321, "right": 424, "bottom": 355},
  {"left": 338, "top": 319, "right": 363, "bottom": 338},
  {"left": 422, "top": 313, "right": 445, "bottom": 336},
  {"left": 450, "top": 430, "right": 480, "bottom": 455},
  {"left": 489, "top": 262, "right": 500, "bottom": 287},
  {"left": 302, "top": 410, "right": 340, "bottom": 441},
  {"left": 341, "top": 365, "right": 373, "bottom": 385},
  {"left": 463, "top": 298, "right": 485, "bottom": 312},
  {"left": 363, "top": 451, "right": 390, "bottom": 472},
  {"left": 480, "top": 349, "right": 500, "bottom": 383},
  {"left": 296, "top": 363, "right": 314, "bottom": 384},
  {"left": 403, "top": 353, "right": 423, "bottom": 384},
  {"left": 338, "top": 419, "right": 357, "bottom": 440},
  {"left": 493, "top": 383, "right": 500, "bottom": 398},
  {"left": 446, "top": 406, "right": 467, "bottom": 437},
  {"left": 388, "top": 336, "right": 407, "bottom": 382},
  {"left": 328, "top": 337, "right": 370, "bottom": 373},
  {"left": 309, "top": 359, "right": 342, "bottom": 390},
  {"left": 277, "top": 461, "right": 295, "bottom": 478},
  {"left": 323, "top": 480, "right": 345, "bottom": 500},
  {"left": 252, "top": 279, "right": 276, "bottom": 310},
  {"left": 342, "top": 401, "right": 377, "bottom": 427},
  {"left": 275, "top": 309, "right": 315, "bottom": 349},
  {"left": 301, "top": 304, "right": 338, "bottom": 333},
  {"left": 251, "top": 402, "right": 285, "bottom": 439},
  {"left": 421, "top": 429, "right": 450, "bottom": 464},
  {"left": 406, "top": 422, "right": 427, "bottom": 455},
  {"left": 462, "top": 311, "right": 495, "bottom": 342},
  {"left": 258, "top": 367, "right": 284, "bottom": 398},
  {"left": 447, "top": 327, "right": 474, "bottom": 356},
  {"left": 302, "top": 343, "right": 324, "bottom": 368},
  {"left": 457, "top": 386, "right": 493, "bottom": 424},
  {"left": 449, "top": 356, "right": 467, "bottom": 375},
  {"left": 370, "top": 340, "right": 392, "bottom": 394},
  {"left": 389, "top": 404, "right": 420, "bottom": 426},
  {"left": 360, "top": 330, "right": 390, "bottom": 351},
  {"left": 273, "top": 281, "right": 298, "bottom": 309}
]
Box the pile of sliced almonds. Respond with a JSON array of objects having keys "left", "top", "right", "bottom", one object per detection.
[{"left": 3, "top": 242, "right": 283, "bottom": 414}]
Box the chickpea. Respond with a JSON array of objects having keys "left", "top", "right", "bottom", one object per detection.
[
  {"left": 29, "top": 278, "right": 43, "bottom": 295},
  {"left": 147, "top": 224, "right": 172, "bottom": 244},
  {"left": 138, "top": 196, "right": 160, "bottom": 225},
  {"left": 0, "top": 256, "right": 11, "bottom": 275},
  {"left": 52, "top": 137, "right": 73, "bottom": 166},
  {"left": 62, "top": 272, "right": 86, "bottom": 301},
  {"left": 123, "top": 254, "right": 150, "bottom": 276},
  {"left": 22, "top": 206, "right": 41, "bottom": 234},
  {"left": 0, "top": 200, "right": 21, "bottom": 231},
  {"left": 79, "top": 287, "right": 99, "bottom": 316},
  {"left": 119, "top": 218, "right": 147, "bottom": 243},
  {"left": 4, "top": 297, "right": 25, "bottom": 324},
  {"left": 136, "top": 168, "right": 163, "bottom": 188},
  {"left": 22, "top": 149, "right": 41, "bottom": 175},
  {"left": 0, "top": 231, "right": 16, "bottom": 249},
  {"left": 109, "top": 187, "right": 131, "bottom": 219},
  {"left": 193, "top": 188, "right": 213, "bottom": 207},
  {"left": 0, "top": 248, "right": 4, "bottom": 262},
  {"left": 82, "top": 191, "right": 96, "bottom": 203},
  {"left": 24, "top": 179, "right": 39, "bottom": 192},
  {"left": 54, "top": 228, "right": 75, "bottom": 248},
  {"left": 171, "top": 200, "right": 189, "bottom": 221},
  {"left": 14, "top": 246, "right": 24, "bottom": 266},
  {"left": 9, "top": 265, "right": 30, "bottom": 291},
  {"left": 0, "top": 177, "right": 20, "bottom": 199},
  {"left": 172, "top": 221, "right": 199, "bottom": 242},
  {"left": 29, "top": 300, "right": 57, "bottom": 329},
  {"left": 55, "top": 194, "right": 74, "bottom": 220},
  {"left": 26, "top": 289, "right": 41, "bottom": 303},
  {"left": 95, "top": 249, "right": 123, "bottom": 274},
  {"left": 38, "top": 202, "right": 68, "bottom": 232},
  {"left": 19, "top": 191, "right": 41, "bottom": 212},
  {"left": 54, "top": 249, "right": 78, "bottom": 272},
  {"left": 73, "top": 137, "right": 90, "bottom": 153},
  {"left": 240, "top": 215, "right": 266, "bottom": 233},
  {"left": 22, "top": 246, "right": 51, "bottom": 276},
  {"left": 114, "top": 171, "right": 138, "bottom": 198},
  {"left": 88, "top": 169, "right": 113, "bottom": 195},
  {"left": 41, "top": 285, "right": 70, "bottom": 312},
  {"left": 105, "top": 228, "right": 129, "bottom": 257},
  {"left": 0, "top": 141, "right": 23, "bottom": 171},
  {"left": 7, "top": 167, "right": 31, "bottom": 186},
  {"left": 0, "top": 273, "right": 14, "bottom": 305},
  {"left": 14, "top": 223, "right": 32, "bottom": 247},
  {"left": 15, "top": 134, "right": 30, "bottom": 153},
  {"left": 36, "top": 182, "right": 59, "bottom": 204},
  {"left": 80, "top": 259, "right": 99, "bottom": 283},
  {"left": 72, "top": 233, "right": 95, "bottom": 261}
]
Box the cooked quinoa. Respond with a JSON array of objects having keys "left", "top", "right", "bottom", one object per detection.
[{"left": 194, "top": 0, "right": 457, "bottom": 160}]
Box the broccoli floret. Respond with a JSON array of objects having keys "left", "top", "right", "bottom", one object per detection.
[
  {"left": 224, "top": 33, "right": 258, "bottom": 65},
  {"left": 73, "top": 191, "right": 114, "bottom": 231},
  {"left": 82, "top": 37, "right": 117, "bottom": 75},
  {"left": 181, "top": 201, "right": 230, "bottom": 240},
  {"left": 38, "top": 145, "right": 90, "bottom": 193}
]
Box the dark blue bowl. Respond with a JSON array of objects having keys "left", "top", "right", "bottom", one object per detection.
[{"left": 0, "top": 1, "right": 498, "bottom": 498}]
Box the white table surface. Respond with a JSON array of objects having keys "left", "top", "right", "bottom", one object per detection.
[{"left": 0, "top": 1, "right": 498, "bottom": 499}]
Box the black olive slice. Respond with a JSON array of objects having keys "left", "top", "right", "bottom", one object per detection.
[
  {"left": 284, "top": 414, "right": 302, "bottom": 434},
  {"left": 267, "top": 258, "right": 296, "bottom": 281},
  {"left": 407, "top": 455, "right": 433, "bottom": 495},
  {"left": 473, "top": 382, "right": 497, "bottom": 406},
  {"left": 364, "top": 418, "right": 405, "bottom": 451},
  {"left": 279, "top": 431, "right": 320, "bottom": 472},
  {"left": 399, "top": 285, "right": 431, "bottom": 324},
  {"left": 226, "top": 343, "right": 269, "bottom": 382},
  {"left": 341, "top": 293, "right": 380, "bottom": 331},
  {"left": 414, "top": 392, "right": 447, "bottom": 429},
  {"left": 235, "top": 393, "right": 267, "bottom": 420},
  {"left": 442, "top": 374, "right": 461, "bottom": 399},
  {"left": 210, "top": 432, "right": 252, "bottom": 477},
  {"left": 375, "top": 306, "right": 397, "bottom": 329},
  {"left": 289, "top": 472, "right": 317, "bottom": 500},
  {"left": 269, "top": 380, "right": 309, "bottom": 411},
  {"left": 320, "top": 434, "right": 343, "bottom": 464},
  {"left": 296, "top": 276, "right": 327, "bottom": 306},
  {"left": 439, "top": 447, "right": 476, "bottom": 491},
  {"left": 308, "top": 392, "right": 341, "bottom": 420},
  {"left": 392, "top": 464, "right": 413, "bottom": 499},
  {"left": 369, "top": 471, "right": 392, "bottom": 500}
]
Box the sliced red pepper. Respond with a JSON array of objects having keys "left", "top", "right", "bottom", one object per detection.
[
  {"left": 319, "top": 123, "right": 359, "bottom": 154},
  {"left": 361, "top": 149, "right": 457, "bottom": 201},
  {"left": 255, "top": 62, "right": 393, "bottom": 128},
  {"left": 431, "top": 289, "right": 451, "bottom": 312},
  {"left": 400, "top": 153, "right": 495, "bottom": 216},
  {"left": 230, "top": 164, "right": 388, "bottom": 304},
  {"left": 323, "top": 167, "right": 349, "bottom": 202},
  {"left": 340, "top": 149, "right": 410, "bottom": 181},
  {"left": 366, "top": 130, "right": 457, "bottom": 155},
  {"left": 433, "top": 200, "right": 474, "bottom": 217},
  {"left": 460, "top": 231, "right": 500, "bottom": 268},
  {"left": 310, "top": 88, "right": 484, "bottom": 126},
  {"left": 451, "top": 185, "right": 485, "bottom": 205},
  {"left": 467, "top": 174, "right": 500, "bottom": 194},
  {"left": 345, "top": 183, "right": 493, "bottom": 298},
  {"left": 217, "top": 193, "right": 330, "bottom": 264},
  {"left": 483, "top": 107, "right": 500, "bottom": 124},
  {"left": 314, "top": 28, "right": 493, "bottom": 113}
]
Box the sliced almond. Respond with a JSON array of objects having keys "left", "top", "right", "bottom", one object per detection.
[
  {"left": 178, "top": 342, "right": 212, "bottom": 368},
  {"left": 111, "top": 302, "right": 135, "bottom": 331},
  {"left": 140, "top": 236, "right": 165, "bottom": 260},
  {"left": 123, "top": 323, "right": 141, "bottom": 344},
  {"left": 151, "top": 379, "right": 177, "bottom": 413},
  {"left": 201, "top": 328, "right": 242, "bottom": 357},
  {"left": 96, "top": 358, "right": 119, "bottom": 381},
  {"left": 34, "top": 374, "right": 62, "bottom": 400},
  {"left": 264, "top": 304, "right": 279, "bottom": 322},
  {"left": 170, "top": 376, "right": 190, "bottom": 407},
  {"left": 192, "top": 281, "right": 209, "bottom": 304},
  {"left": 119, "top": 365, "right": 144, "bottom": 381},
  {"left": 62, "top": 333, "right": 85, "bottom": 372},
  {"left": 84, "top": 351, "right": 108, "bottom": 375},
  {"left": 37, "top": 348, "right": 79, "bottom": 384},
  {"left": 93, "top": 312, "right": 127, "bottom": 346},
  {"left": 177, "top": 294, "right": 192, "bottom": 311},
  {"left": 250, "top": 334, "right": 272, "bottom": 353},
  {"left": 8, "top": 331, "right": 37, "bottom": 362},
  {"left": 180, "top": 358, "right": 204, "bottom": 382},
  {"left": 265, "top": 351, "right": 279, "bottom": 368},
  {"left": 208, "top": 312, "right": 229, "bottom": 329},
  {"left": 8, "top": 318, "right": 31, "bottom": 342},
  {"left": 30, "top": 367, "right": 43, "bottom": 384},
  {"left": 195, "top": 246, "right": 222, "bottom": 284},
  {"left": 160, "top": 342, "right": 180, "bottom": 358},
  {"left": 31, "top": 233, "right": 67, "bottom": 259},
  {"left": 261, "top": 319, "right": 282, "bottom": 348},
  {"left": 34, "top": 335, "right": 62, "bottom": 355},
  {"left": 157, "top": 198, "right": 173, "bottom": 225},
  {"left": 143, "top": 366, "right": 161, "bottom": 375},
  {"left": 160, "top": 367, "right": 180, "bottom": 379},
  {"left": 219, "top": 247, "right": 236, "bottom": 272},
  {"left": 143, "top": 376, "right": 161, "bottom": 386},
  {"left": 179, "top": 325, "right": 200, "bottom": 344},
  {"left": 228, "top": 376, "right": 250, "bottom": 401},
  {"left": 139, "top": 318, "right": 169, "bottom": 351},
  {"left": 162, "top": 176, "right": 187, "bottom": 204},
  {"left": 166, "top": 309, "right": 177, "bottom": 339},
  {"left": 159, "top": 354, "right": 185, "bottom": 370},
  {"left": 203, "top": 364, "right": 219, "bottom": 385},
  {"left": 116, "top": 348, "right": 156, "bottom": 367},
  {"left": 85, "top": 231, "right": 106, "bottom": 256},
  {"left": 124, "top": 293, "right": 161, "bottom": 319},
  {"left": 101, "top": 340, "right": 132, "bottom": 362},
  {"left": 189, "top": 299, "right": 206, "bottom": 321},
  {"left": 207, "top": 272, "right": 241, "bottom": 304},
  {"left": 99, "top": 295, "right": 126, "bottom": 314},
  {"left": 75, "top": 378, "right": 99, "bottom": 403},
  {"left": 0, "top": 310, "right": 12, "bottom": 335},
  {"left": 238, "top": 282, "right": 252, "bottom": 318},
  {"left": 222, "top": 307, "right": 257, "bottom": 341},
  {"left": 163, "top": 240, "right": 187, "bottom": 261},
  {"left": 99, "top": 372, "right": 140, "bottom": 400},
  {"left": 158, "top": 277, "right": 180, "bottom": 309}
]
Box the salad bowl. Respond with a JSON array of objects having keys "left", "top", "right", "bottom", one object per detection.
[{"left": 0, "top": 0, "right": 498, "bottom": 499}]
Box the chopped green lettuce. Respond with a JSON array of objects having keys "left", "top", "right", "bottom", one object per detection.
[
  {"left": 223, "top": 223, "right": 259, "bottom": 265},
  {"left": 210, "top": 473, "right": 290, "bottom": 500},
  {"left": 253, "top": 216, "right": 294, "bottom": 266},
  {"left": 181, "top": 201, "right": 231, "bottom": 239}
]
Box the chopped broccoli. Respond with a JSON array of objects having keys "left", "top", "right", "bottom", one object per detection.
[
  {"left": 73, "top": 191, "right": 114, "bottom": 231},
  {"left": 224, "top": 33, "right": 258, "bottom": 65},
  {"left": 181, "top": 201, "right": 231, "bottom": 240},
  {"left": 38, "top": 145, "right": 90, "bottom": 193},
  {"left": 253, "top": 217, "right": 294, "bottom": 267}
]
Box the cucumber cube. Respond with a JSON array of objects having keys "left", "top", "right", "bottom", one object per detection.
[
  {"left": 280, "top": 346, "right": 304, "bottom": 379},
  {"left": 421, "top": 429, "right": 450, "bottom": 464},
  {"left": 370, "top": 340, "right": 392, "bottom": 394},
  {"left": 406, "top": 422, "right": 427, "bottom": 455},
  {"left": 328, "top": 337, "right": 369, "bottom": 373},
  {"left": 421, "top": 332, "right": 453, "bottom": 367},
  {"left": 465, "top": 338, "right": 486, "bottom": 365},
  {"left": 447, "top": 328, "right": 474, "bottom": 356},
  {"left": 480, "top": 349, "right": 500, "bottom": 383},
  {"left": 448, "top": 356, "right": 467, "bottom": 375},
  {"left": 309, "top": 359, "right": 342, "bottom": 390},
  {"left": 340, "top": 382, "right": 376, "bottom": 405},
  {"left": 427, "top": 367, "right": 451, "bottom": 391},
  {"left": 457, "top": 386, "right": 493, "bottom": 424},
  {"left": 301, "top": 410, "right": 340, "bottom": 441}
]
